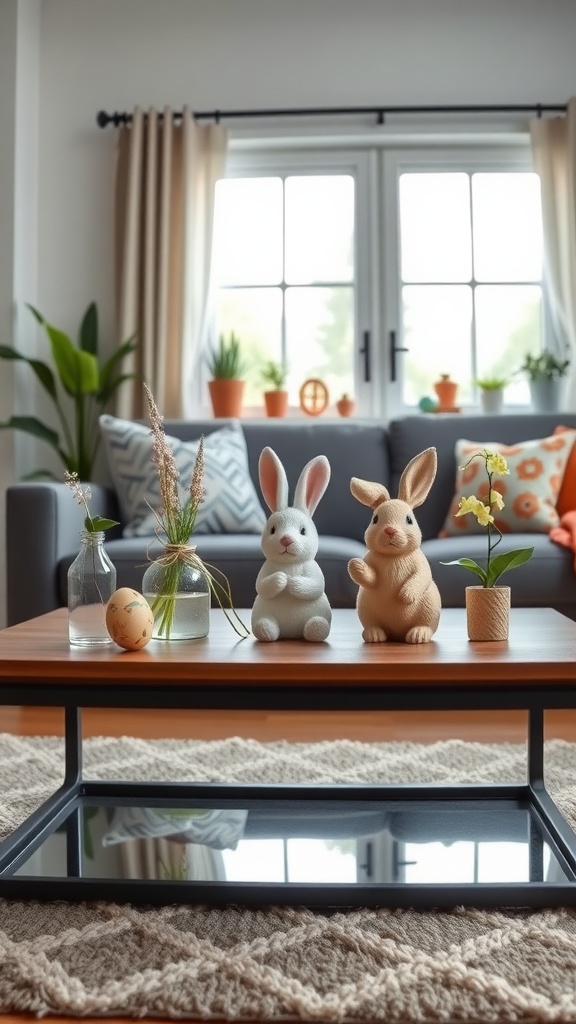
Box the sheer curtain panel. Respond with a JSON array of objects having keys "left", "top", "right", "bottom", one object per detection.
[
  {"left": 530, "top": 98, "right": 576, "bottom": 408},
  {"left": 115, "top": 106, "right": 227, "bottom": 418}
]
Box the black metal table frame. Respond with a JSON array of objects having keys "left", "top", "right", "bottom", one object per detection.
[{"left": 1, "top": 677, "right": 576, "bottom": 908}]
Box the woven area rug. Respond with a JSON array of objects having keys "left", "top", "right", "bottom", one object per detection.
[{"left": 1, "top": 733, "right": 576, "bottom": 1021}]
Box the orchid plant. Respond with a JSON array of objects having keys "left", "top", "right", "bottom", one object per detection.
[{"left": 441, "top": 449, "right": 534, "bottom": 588}]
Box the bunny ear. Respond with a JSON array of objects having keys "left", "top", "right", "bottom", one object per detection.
[
  {"left": 293, "top": 455, "right": 331, "bottom": 515},
  {"left": 350, "top": 477, "right": 390, "bottom": 508},
  {"left": 258, "top": 447, "right": 289, "bottom": 512},
  {"left": 398, "top": 447, "right": 437, "bottom": 508}
]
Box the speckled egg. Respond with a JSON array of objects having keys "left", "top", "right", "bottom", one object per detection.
[{"left": 106, "top": 588, "right": 155, "bottom": 651}]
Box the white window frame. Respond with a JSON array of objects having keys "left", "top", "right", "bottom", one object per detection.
[
  {"left": 380, "top": 144, "right": 545, "bottom": 418},
  {"left": 214, "top": 131, "right": 544, "bottom": 420},
  {"left": 213, "top": 147, "right": 376, "bottom": 417}
]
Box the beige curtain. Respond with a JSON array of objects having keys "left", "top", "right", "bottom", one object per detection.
[
  {"left": 115, "top": 106, "right": 228, "bottom": 418},
  {"left": 530, "top": 98, "right": 576, "bottom": 408}
]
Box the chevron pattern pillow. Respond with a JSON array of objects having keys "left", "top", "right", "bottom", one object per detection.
[{"left": 99, "top": 415, "right": 266, "bottom": 537}]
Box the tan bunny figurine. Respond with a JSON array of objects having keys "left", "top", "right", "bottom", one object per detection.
[{"left": 347, "top": 447, "right": 441, "bottom": 643}]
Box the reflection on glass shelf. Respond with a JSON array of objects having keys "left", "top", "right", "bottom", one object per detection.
[{"left": 14, "top": 798, "right": 570, "bottom": 885}]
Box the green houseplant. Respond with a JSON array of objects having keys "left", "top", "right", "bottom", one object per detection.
[
  {"left": 261, "top": 360, "right": 289, "bottom": 417},
  {"left": 474, "top": 375, "right": 507, "bottom": 414},
  {"left": 0, "top": 302, "right": 137, "bottom": 479},
  {"left": 206, "top": 331, "right": 246, "bottom": 380},
  {"left": 519, "top": 351, "right": 570, "bottom": 413},
  {"left": 206, "top": 332, "right": 246, "bottom": 418}
]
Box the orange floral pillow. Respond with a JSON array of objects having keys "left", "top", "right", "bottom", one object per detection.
[
  {"left": 554, "top": 425, "right": 576, "bottom": 517},
  {"left": 440, "top": 431, "right": 576, "bottom": 537}
]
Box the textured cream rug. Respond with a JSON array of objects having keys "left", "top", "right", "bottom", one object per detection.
[{"left": 1, "top": 733, "right": 576, "bottom": 1021}]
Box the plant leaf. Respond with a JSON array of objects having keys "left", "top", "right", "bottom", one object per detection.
[
  {"left": 46, "top": 325, "right": 99, "bottom": 395},
  {"left": 0, "top": 415, "right": 61, "bottom": 447},
  {"left": 89, "top": 515, "right": 121, "bottom": 531},
  {"left": 487, "top": 547, "right": 534, "bottom": 587},
  {"left": 440, "top": 557, "right": 488, "bottom": 585},
  {"left": 98, "top": 336, "right": 138, "bottom": 394},
  {"left": 79, "top": 302, "right": 98, "bottom": 355},
  {"left": 0, "top": 347, "right": 59, "bottom": 402}
]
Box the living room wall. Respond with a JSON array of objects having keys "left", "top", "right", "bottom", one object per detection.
[{"left": 1, "top": 0, "right": 576, "bottom": 624}]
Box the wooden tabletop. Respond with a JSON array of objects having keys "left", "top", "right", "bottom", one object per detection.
[{"left": 0, "top": 607, "right": 575, "bottom": 687}]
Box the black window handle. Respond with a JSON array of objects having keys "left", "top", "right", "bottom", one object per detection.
[
  {"left": 359, "top": 330, "right": 371, "bottom": 382},
  {"left": 390, "top": 330, "right": 409, "bottom": 382}
]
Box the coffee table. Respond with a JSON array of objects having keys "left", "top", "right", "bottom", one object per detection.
[{"left": 1, "top": 606, "right": 576, "bottom": 908}]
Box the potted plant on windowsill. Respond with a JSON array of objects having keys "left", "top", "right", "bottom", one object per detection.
[
  {"left": 519, "top": 352, "right": 570, "bottom": 414},
  {"left": 474, "top": 376, "right": 507, "bottom": 415},
  {"left": 206, "top": 332, "right": 246, "bottom": 418},
  {"left": 336, "top": 392, "right": 355, "bottom": 417},
  {"left": 261, "top": 360, "right": 289, "bottom": 417}
]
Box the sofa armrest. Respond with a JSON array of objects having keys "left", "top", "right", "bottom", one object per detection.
[{"left": 6, "top": 482, "right": 120, "bottom": 625}]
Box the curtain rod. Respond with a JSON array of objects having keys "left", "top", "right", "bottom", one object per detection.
[{"left": 96, "top": 103, "right": 567, "bottom": 129}]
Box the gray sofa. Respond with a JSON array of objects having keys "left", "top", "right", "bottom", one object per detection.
[{"left": 6, "top": 413, "right": 576, "bottom": 626}]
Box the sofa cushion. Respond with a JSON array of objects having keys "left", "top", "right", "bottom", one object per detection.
[
  {"left": 99, "top": 416, "right": 266, "bottom": 537},
  {"left": 440, "top": 431, "right": 576, "bottom": 536},
  {"left": 555, "top": 424, "right": 576, "bottom": 516}
]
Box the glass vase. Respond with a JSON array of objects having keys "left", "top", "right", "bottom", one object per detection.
[
  {"left": 68, "top": 531, "right": 117, "bottom": 647},
  {"left": 142, "top": 545, "right": 210, "bottom": 641}
]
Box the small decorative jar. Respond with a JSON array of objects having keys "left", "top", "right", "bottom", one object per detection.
[
  {"left": 68, "top": 531, "right": 117, "bottom": 646},
  {"left": 465, "top": 585, "right": 510, "bottom": 642},
  {"left": 142, "top": 544, "right": 210, "bottom": 641},
  {"left": 433, "top": 374, "right": 459, "bottom": 412}
]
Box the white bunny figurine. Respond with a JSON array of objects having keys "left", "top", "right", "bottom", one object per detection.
[
  {"left": 251, "top": 446, "right": 332, "bottom": 642},
  {"left": 347, "top": 446, "right": 441, "bottom": 644}
]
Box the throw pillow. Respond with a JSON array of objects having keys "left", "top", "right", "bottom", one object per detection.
[
  {"left": 99, "top": 415, "right": 266, "bottom": 537},
  {"left": 554, "top": 425, "right": 576, "bottom": 517},
  {"left": 440, "top": 430, "right": 576, "bottom": 537}
]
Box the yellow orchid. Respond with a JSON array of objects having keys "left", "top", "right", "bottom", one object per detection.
[{"left": 442, "top": 449, "right": 533, "bottom": 588}]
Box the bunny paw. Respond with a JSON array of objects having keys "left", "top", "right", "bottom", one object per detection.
[
  {"left": 303, "top": 616, "right": 331, "bottom": 642},
  {"left": 362, "top": 626, "right": 388, "bottom": 643},
  {"left": 405, "top": 625, "right": 434, "bottom": 644},
  {"left": 252, "top": 618, "right": 280, "bottom": 642}
]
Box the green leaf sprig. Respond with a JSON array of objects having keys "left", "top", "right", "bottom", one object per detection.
[{"left": 64, "top": 471, "right": 120, "bottom": 534}]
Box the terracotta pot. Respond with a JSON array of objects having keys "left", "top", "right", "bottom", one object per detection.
[
  {"left": 208, "top": 379, "right": 245, "bottom": 418},
  {"left": 264, "top": 390, "right": 289, "bottom": 418},
  {"left": 434, "top": 374, "right": 459, "bottom": 412},
  {"left": 336, "top": 397, "right": 355, "bottom": 417},
  {"left": 465, "top": 585, "right": 510, "bottom": 642}
]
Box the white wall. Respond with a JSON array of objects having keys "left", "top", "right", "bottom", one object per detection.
[
  {"left": 2, "top": 0, "right": 576, "bottom": 619},
  {"left": 34, "top": 0, "right": 576, "bottom": 355}
]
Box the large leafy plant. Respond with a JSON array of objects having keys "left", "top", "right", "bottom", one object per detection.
[{"left": 0, "top": 302, "right": 137, "bottom": 479}]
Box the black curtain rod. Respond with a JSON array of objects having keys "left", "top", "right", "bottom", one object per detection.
[{"left": 96, "top": 103, "right": 567, "bottom": 129}]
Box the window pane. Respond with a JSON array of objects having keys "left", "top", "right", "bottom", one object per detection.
[
  {"left": 213, "top": 178, "right": 282, "bottom": 285},
  {"left": 472, "top": 173, "right": 543, "bottom": 282},
  {"left": 287, "top": 839, "right": 356, "bottom": 883},
  {"left": 215, "top": 287, "right": 282, "bottom": 406},
  {"left": 399, "top": 173, "right": 472, "bottom": 282},
  {"left": 475, "top": 284, "right": 541, "bottom": 404},
  {"left": 285, "top": 286, "right": 354, "bottom": 405},
  {"left": 402, "top": 285, "right": 473, "bottom": 405},
  {"left": 285, "top": 175, "right": 354, "bottom": 284}
]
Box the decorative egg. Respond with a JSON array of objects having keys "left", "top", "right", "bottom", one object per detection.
[
  {"left": 106, "top": 588, "right": 155, "bottom": 651},
  {"left": 418, "top": 395, "right": 438, "bottom": 413}
]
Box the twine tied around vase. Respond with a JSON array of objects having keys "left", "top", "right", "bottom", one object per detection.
[{"left": 145, "top": 542, "right": 249, "bottom": 639}]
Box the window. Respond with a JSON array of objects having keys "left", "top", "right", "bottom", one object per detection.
[
  {"left": 210, "top": 140, "right": 546, "bottom": 417},
  {"left": 212, "top": 161, "right": 359, "bottom": 411},
  {"left": 397, "top": 167, "right": 543, "bottom": 409}
]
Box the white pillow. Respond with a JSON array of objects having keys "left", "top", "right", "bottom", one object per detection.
[{"left": 99, "top": 415, "right": 266, "bottom": 537}]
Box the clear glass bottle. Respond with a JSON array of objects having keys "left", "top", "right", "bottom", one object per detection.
[
  {"left": 142, "top": 545, "right": 210, "bottom": 641},
  {"left": 68, "top": 531, "right": 117, "bottom": 647}
]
